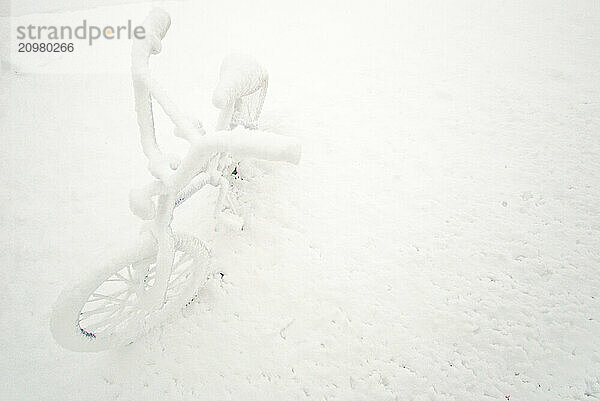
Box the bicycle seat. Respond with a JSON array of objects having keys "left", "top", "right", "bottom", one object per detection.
[{"left": 212, "top": 54, "right": 268, "bottom": 110}]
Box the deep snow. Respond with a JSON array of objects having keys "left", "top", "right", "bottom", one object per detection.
[{"left": 1, "top": 1, "right": 600, "bottom": 400}]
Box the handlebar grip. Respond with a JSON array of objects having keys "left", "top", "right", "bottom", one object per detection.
[{"left": 141, "top": 8, "right": 171, "bottom": 54}]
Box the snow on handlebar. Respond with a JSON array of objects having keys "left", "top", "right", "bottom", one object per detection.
[
  {"left": 141, "top": 8, "right": 171, "bottom": 55},
  {"left": 160, "top": 128, "right": 300, "bottom": 192},
  {"left": 131, "top": 127, "right": 301, "bottom": 219},
  {"left": 202, "top": 128, "right": 301, "bottom": 165},
  {"left": 171, "top": 128, "right": 301, "bottom": 184},
  {"left": 132, "top": 8, "right": 301, "bottom": 189},
  {"left": 131, "top": 8, "right": 172, "bottom": 164}
]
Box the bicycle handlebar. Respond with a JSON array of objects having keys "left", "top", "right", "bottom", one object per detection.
[
  {"left": 131, "top": 8, "right": 171, "bottom": 164},
  {"left": 199, "top": 129, "right": 301, "bottom": 165},
  {"left": 143, "top": 8, "right": 171, "bottom": 54},
  {"left": 167, "top": 128, "right": 301, "bottom": 190},
  {"left": 132, "top": 8, "right": 302, "bottom": 189}
]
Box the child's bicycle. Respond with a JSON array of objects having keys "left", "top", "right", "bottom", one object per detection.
[{"left": 50, "top": 8, "right": 301, "bottom": 352}]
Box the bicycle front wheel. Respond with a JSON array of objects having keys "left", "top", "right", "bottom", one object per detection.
[{"left": 50, "top": 233, "right": 209, "bottom": 352}]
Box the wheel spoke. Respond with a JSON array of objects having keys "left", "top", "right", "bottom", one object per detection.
[
  {"left": 90, "top": 293, "right": 126, "bottom": 303},
  {"left": 83, "top": 310, "right": 122, "bottom": 331},
  {"left": 168, "top": 267, "right": 190, "bottom": 287},
  {"left": 102, "top": 286, "right": 131, "bottom": 300},
  {"left": 83, "top": 302, "right": 133, "bottom": 332},
  {"left": 80, "top": 304, "right": 120, "bottom": 319},
  {"left": 115, "top": 272, "right": 132, "bottom": 283},
  {"left": 105, "top": 278, "right": 126, "bottom": 283},
  {"left": 77, "top": 250, "right": 197, "bottom": 340},
  {"left": 86, "top": 296, "right": 107, "bottom": 303}
]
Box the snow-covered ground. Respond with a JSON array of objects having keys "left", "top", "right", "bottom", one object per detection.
[{"left": 2, "top": 1, "right": 600, "bottom": 400}]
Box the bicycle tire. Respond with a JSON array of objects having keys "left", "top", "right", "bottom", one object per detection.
[{"left": 50, "top": 233, "right": 209, "bottom": 352}]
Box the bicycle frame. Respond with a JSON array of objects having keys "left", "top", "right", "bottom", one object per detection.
[{"left": 130, "top": 9, "right": 300, "bottom": 310}]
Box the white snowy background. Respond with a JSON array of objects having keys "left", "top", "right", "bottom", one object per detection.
[{"left": 1, "top": 0, "right": 600, "bottom": 400}]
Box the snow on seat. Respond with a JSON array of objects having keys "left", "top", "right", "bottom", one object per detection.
[{"left": 213, "top": 54, "right": 268, "bottom": 129}]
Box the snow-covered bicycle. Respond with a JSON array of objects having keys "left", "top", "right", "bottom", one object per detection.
[{"left": 50, "top": 8, "right": 300, "bottom": 352}]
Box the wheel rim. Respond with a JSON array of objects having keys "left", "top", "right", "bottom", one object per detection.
[{"left": 77, "top": 248, "right": 197, "bottom": 340}]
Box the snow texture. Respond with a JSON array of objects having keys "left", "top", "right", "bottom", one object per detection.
[
  {"left": 1, "top": 0, "right": 600, "bottom": 400},
  {"left": 212, "top": 54, "right": 267, "bottom": 109}
]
